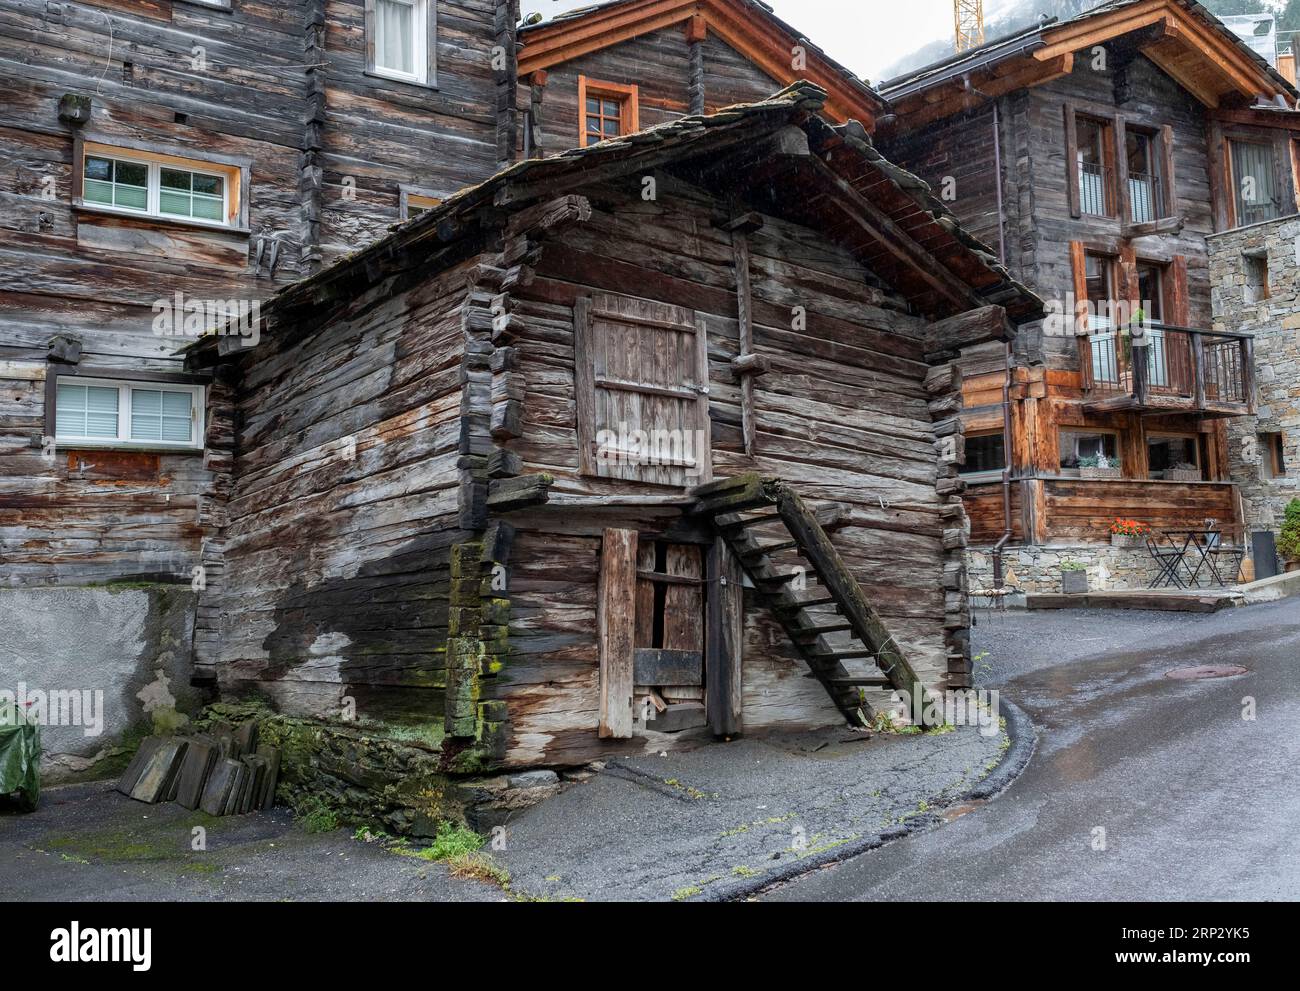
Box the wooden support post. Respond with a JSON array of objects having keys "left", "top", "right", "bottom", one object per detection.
[
  {"left": 726, "top": 216, "right": 764, "bottom": 457},
  {"left": 598, "top": 528, "right": 637, "bottom": 739},
  {"left": 1191, "top": 331, "right": 1206, "bottom": 410},
  {"left": 706, "top": 537, "right": 743, "bottom": 737}
]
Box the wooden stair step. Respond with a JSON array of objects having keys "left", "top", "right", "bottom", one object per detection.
[
  {"left": 738, "top": 540, "right": 799, "bottom": 560},
  {"left": 773, "top": 592, "right": 837, "bottom": 610},
  {"left": 716, "top": 512, "right": 780, "bottom": 530},
  {"left": 823, "top": 676, "right": 891, "bottom": 687},
  {"left": 791, "top": 622, "right": 853, "bottom": 640},
  {"left": 808, "top": 648, "right": 879, "bottom": 661}
]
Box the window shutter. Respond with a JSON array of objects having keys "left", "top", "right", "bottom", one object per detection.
[
  {"left": 1064, "top": 104, "right": 1081, "bottom": 219},
  {"left": 575, "top": 291, "right": 713, "bottom": 486},
  {"left": 1170, "top": 255, "right": 1189, "bottom": 325}
]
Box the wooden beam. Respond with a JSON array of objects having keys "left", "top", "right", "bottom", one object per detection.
[
  {"left": 729, "top": 223, "right": 757, "bottom": 456},
  {"left": 705, "top": 537, "right": 743, "bottom": 737},
  {"left": 806, "top": 158, "right": 982, "bottom": 314},
  {"left": 598, "top": 528, "right": 638, "bottom": 739},
  {"left": 925, "top": 304, "right": 1010, "bottom": 354}
]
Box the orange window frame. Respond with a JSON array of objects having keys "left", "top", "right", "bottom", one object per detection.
[{"left": 578, "top": 76, "right": 639, "bottom": 147}]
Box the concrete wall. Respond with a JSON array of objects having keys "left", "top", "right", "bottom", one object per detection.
[
  {"left": 1208, "top": 215, "right": 1300, "bottom": 570},
  {"left": 0, "top": 585, "right": 201, "bottom": 783}
]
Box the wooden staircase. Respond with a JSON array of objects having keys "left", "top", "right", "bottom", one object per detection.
[{"left": 693, "top": 474, "right": 924, "bottom": 727}]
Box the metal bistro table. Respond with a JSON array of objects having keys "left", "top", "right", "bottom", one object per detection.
[{"left": 1160, "top": 529, "right": 1243, "bottom": 589}]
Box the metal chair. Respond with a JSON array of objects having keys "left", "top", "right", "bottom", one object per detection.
[
  {"left": 1207, "top": 526, "right": 1247, "bottom": 588},
  {"left": 1146, "top": 529, "right": 1186, "bottom": 589}
]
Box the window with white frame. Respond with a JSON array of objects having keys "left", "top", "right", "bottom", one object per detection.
[
  {"left": 80, "top": 147, "right": 237, "bottom": 228},
  {"left": 54, "top": 378, "right": 205, "bottom": 449},
  {"left": 369, "top": 0, "right": 432, "bottom": 85}
]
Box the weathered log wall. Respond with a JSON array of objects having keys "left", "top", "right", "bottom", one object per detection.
[
  {"left": 526, "top": 25, "right": 779, "bottom": 157},
  {"left": 0, "top": 0, "right": 511, "bottom": 586},
  {"left": 486, "top": 172, "right": 958, "bottom": 764},
  {"left": 199, "top": 255, "right": 482, "bottom": 727}
]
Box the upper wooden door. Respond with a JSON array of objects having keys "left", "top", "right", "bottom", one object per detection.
[{"left": 576, "top": 291, "right": 712, "bottom": 486}]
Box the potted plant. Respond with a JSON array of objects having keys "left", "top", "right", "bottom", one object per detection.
[
  {"left": 1061, "top": 560, "right": 1088, "bottom": 594},
  {"left": 1110, "top": 518, "right": 1150, "bottom": 548},
  {"left": 1164, "top": 461, "right": 1201, "bottom": 482},
  {"left": 1079, "top": 453, "right": 1121, "bottom": 479},
  {"left": 1280, "top": 498, "right": 1300, "bottom": 573}
]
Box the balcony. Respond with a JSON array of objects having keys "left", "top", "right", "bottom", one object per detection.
[{"left": 1080, "top": 323, "right": 1255, "bottom": 418}]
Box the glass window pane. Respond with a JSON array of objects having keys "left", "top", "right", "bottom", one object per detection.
[
  {"left": 161, "top": 391, "right": 191, "bottom": 417},
  {"left": 191, "top": 195, "right": 223, "bottom": 221},
  {"left": 192, "top": 174, "right": 222, "bottom": 196},
  {"left": 84, "top": 156, "right": 112, "bottom": 182},
  {"left": 161, "top": 417, "right": 192, "bottom": 442},
  {"left": 1231, "top": 140, "right": 1279, "bottom": 225},
  {"left": 586, "top": 97, "right": 600, "bottom": 114},
  {"left": 115, "top": 161, "right": 147, "bottom": 187},
  {"left": 132, "top": 389, "right": 161, "bottom": 414},
  {"left": 160, "top": 168, "right": 191, "bottom": 191},
  {"left": 114, "top": 184, "right": 147, "bottom": 209},
  {"left": 83, "top": 179, "right": 113, "bottom": 204},
  {"left": 57, "top": 384, "right": 119, "bottom": 438},
  {"left": 602, "top": 99, "right": 619, "bottom": 117},
  {"left": 159, "top": 190, "right": 191, "bottom": 217},
  {"left": 603, "top": 118, "right": 619, "bottom": 135},
  {"left": 376, "top": 0, "right": 415, "bottom": 74}
]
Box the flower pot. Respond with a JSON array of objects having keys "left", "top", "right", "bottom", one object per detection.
[
  {"left": 1164, "top": 469, "right": 1201, "bottom": 482},
  {"left": 1111, "top": 533, "right": 1143, "bottom": 548},
  {"left": 1080, "top": 467, "right": 1122, "bottom": 480},
  {"left": 1061, "top": 570, "right": 1088, "bottom": 594}
]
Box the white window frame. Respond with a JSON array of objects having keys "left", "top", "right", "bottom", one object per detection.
[
  {"left": 81, "top": 149, "right": 234, "bottom": 229},
  {"left": 54, "top": 377, "right": 206, "bottom": 451},
  {"left": 366, "top": 0, "right": 436, "bottom": 88}
]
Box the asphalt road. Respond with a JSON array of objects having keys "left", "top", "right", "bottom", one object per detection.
[{"left": 764, "top": 598, "right": 1300, "bottom": 901}]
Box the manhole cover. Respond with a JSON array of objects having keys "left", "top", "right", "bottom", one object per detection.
[{"left": 1165, "top": 665, "right": 1248, "bottom": 680}]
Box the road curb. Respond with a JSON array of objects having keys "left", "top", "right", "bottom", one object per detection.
[{"left": 708, "top": 697, "right": 1037, "bottom": 902}]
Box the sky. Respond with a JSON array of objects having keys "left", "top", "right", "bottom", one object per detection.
[{"left": 517, "top": 0, "right": 1025, "bottom": 83}]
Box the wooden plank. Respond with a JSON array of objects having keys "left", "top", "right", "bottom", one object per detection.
[
  {"left": 598, "top": 528, "right": 638, "bottom": 739},
  {"left": 705, "top": 536, "right": 743, "bottom": 736},
  {"left": 633, "top": 647, "right": 703, "bottom": 685},
  {"left": 730, "top": 226, "right": 757, "bottom": 456},
  {"left": 663, "top": 543, "right": 704, "bottom": 650}
]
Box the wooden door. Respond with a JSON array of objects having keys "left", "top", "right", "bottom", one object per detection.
[{"left": 576, "top": 292, "right": 712, "bottom": 486}]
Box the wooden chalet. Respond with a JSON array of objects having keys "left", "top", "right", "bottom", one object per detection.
[
  {"left": 185, "top": 84, "right": 1041, "bottom": 769},
  {"left": 0, "top": 0, "right": 520, "bottom": 588},
  {"left": 876, "top": 0, "right": 1298, "bottom": 581},
  {"left": 515, "top": 0, "right": 886, "bottom": 159}
]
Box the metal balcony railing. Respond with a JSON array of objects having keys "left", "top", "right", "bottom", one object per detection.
[
  {"left": 1079, "top": 162, "right": 1111, "bottom": 216},
  {"left": 1083, "top": 323, "right": 1253, "bottom": 411},
  {"left": 1127, "top": 172, "right": 1164, "bottom": 224}
]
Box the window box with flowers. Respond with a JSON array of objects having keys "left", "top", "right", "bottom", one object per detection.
[
  {"left": 1163, "top": 462, "right": 1201, "bottom": 482},
  {"left": 1079, "top": 453, "right": 1121, "bottom": 479},
  {"left": 1110, "top": 518, "right": 1150, "bottom": 548}
]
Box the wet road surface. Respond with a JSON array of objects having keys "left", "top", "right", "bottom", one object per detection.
[{"left": 764, "top": 599, "right": 1300, "bottom": 900}]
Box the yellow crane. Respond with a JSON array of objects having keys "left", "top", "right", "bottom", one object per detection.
[{"left": 954, "top": 0, "right": 985, "bottom": 52}]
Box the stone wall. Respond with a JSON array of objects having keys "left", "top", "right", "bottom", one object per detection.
[
  {"left": 1208, "top": 216, "right": 1300, "bottom": 571},
  {"left": 0, "top": 585, "right": 202, "bottom": 782},
  {"left": 967, "top": 543, "right": 1162, "bottom": 595}
]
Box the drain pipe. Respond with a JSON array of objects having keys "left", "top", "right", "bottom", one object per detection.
[{"left": 988, "top": 95, "right": 1014, "bottom": 588}]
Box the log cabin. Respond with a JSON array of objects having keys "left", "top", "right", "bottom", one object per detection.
[
  {"left": 0, "top": 0, "right": 521, "bottom": 589},
  {"left": 183, "top": 83, "right": 1042, "bottom": 770},
  {"left": 514, "top": 0, "right": 887, "bottom": 159},
  {"left": 875, "top": 0, "right": 1299, "bottom": 591}
]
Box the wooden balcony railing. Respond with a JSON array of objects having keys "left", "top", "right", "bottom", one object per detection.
[{"left": 1080, "top": 322, "right": 1254, "bottom": 417}]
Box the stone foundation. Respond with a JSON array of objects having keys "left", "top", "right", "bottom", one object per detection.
[{"left": 967, "top": 543, "right": 1162, "bottom": 595}]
